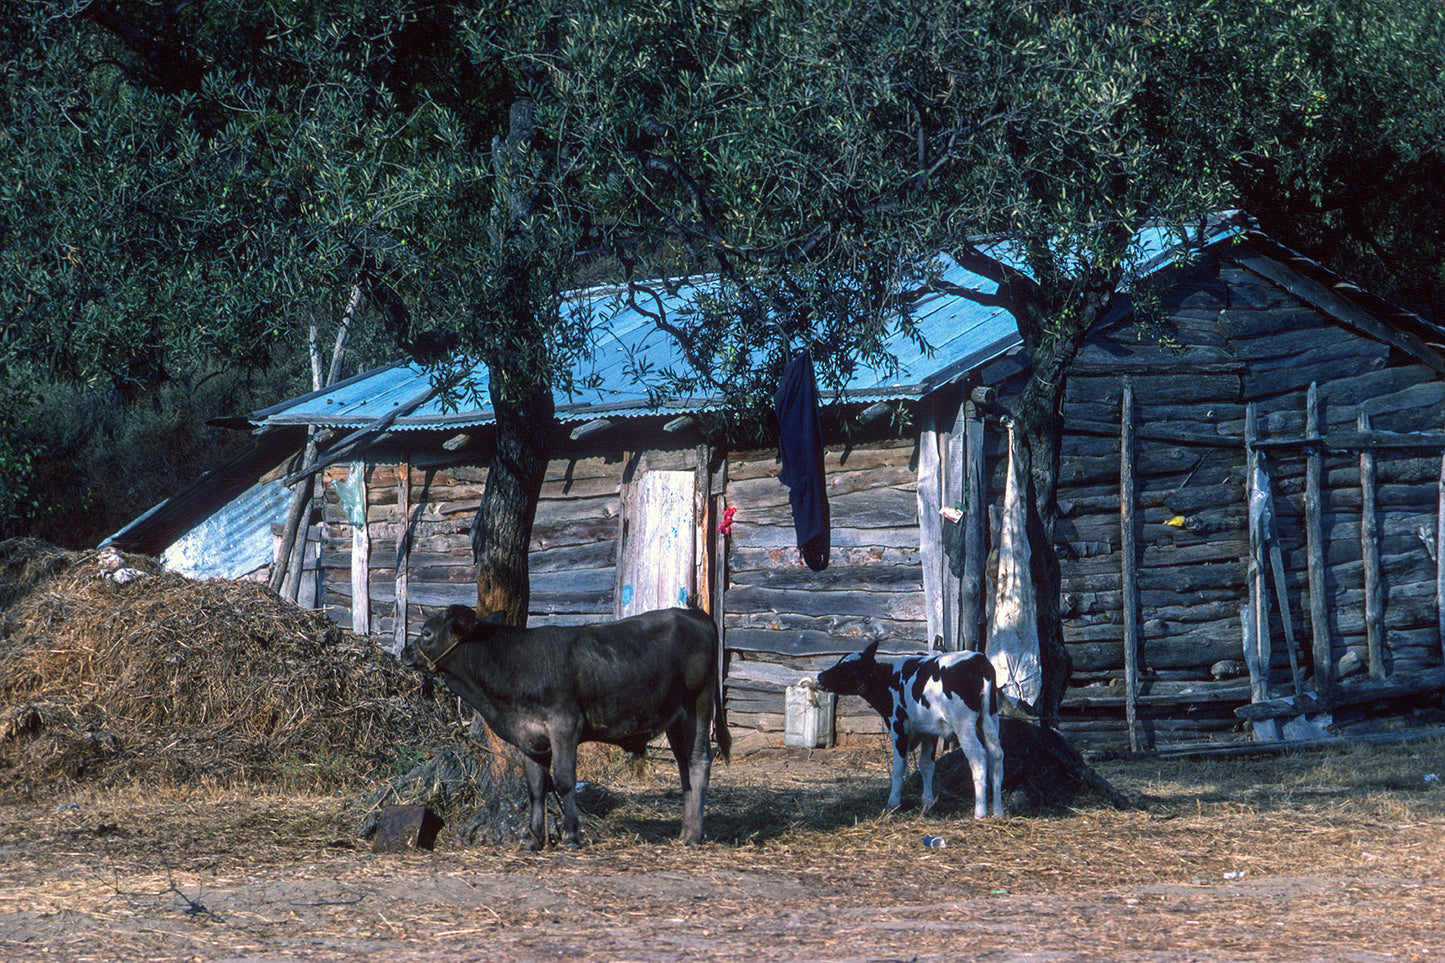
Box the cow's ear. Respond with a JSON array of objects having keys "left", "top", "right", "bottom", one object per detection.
[
  {"left": 861, "top": 641, "right": 880, "bottom": 661},
  {"left": 446, "top": 604, "right": 478, "bottom": 634},
  {"left": 479, "top": 610, "right": 510, "bottom": 625}
]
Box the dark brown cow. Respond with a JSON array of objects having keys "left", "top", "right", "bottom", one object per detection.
[{"left": 401, "top": 604, "right": 729, "bottom": 849}]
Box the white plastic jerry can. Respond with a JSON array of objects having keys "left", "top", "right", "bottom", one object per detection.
[{"left": 784, "top": 678, "right": 836, "bottom": 749}]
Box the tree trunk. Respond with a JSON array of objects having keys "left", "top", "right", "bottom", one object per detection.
[
  {"left": 1008, "top": 290, "right": 1113, "bottom": 723},
  {"left": 1011, "top": 387, "right": 1073, "bottom": 725},
  {"left": 471, "top": 374, "right": 553, "bottom": 627}
]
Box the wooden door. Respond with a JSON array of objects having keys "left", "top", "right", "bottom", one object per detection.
[{"left": 616, "top": 469, "right": 698, "bottom": 618}]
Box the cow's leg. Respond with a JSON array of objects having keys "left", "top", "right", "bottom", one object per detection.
[
  {"left": 550, "top": 733, "right": 584, "bottom": 849},
  {"left": 666, "top": 706, "right": 710, "bottom": 844},
  {"left": 979, "top": 701, "right": 1005, "bottom": 817},
  {"left": 520, "top": 754, "right": 550, "bottom": 850},
  {"left": 917, "top": 735, "right": 939, "bottom": 812},
  {"left": 887, "top": 729, "right": 910, "bottom": 811},
  {"left": 955, "top": 723, "right": 992, "bottom": 820}
]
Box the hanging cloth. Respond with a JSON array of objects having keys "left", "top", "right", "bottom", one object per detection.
[
  {"left": 774, "top": 349, "right": 830, "bottom": 571},
  {"left": 988, "top": 423, "right": 1042, "bottom": 707}
]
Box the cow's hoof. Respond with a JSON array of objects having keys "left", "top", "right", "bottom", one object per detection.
[
  {"left": 521, "top": 838, "right": 543, "bottom": 853},
  {"left": 562, "top": 839, "right": 581, "bottom": 850}
]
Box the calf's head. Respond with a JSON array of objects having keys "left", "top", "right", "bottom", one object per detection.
[
  {"left": 401, "top": 604, "right": 495, "bottom": 671},
  {"left": 817, "top": 641, "right": 882, "bottom": 696}
]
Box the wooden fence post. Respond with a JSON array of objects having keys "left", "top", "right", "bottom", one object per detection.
[
  {"left": 1245, "top": 404, "right": 1271, "bottom": 703},
  {"left": 1359, "top": 412, "right": 1385, "bottom": 680},
  {"left": 1305, "top": 383, "right": 1331, "bottom": 693},
  {"left": 350, "top": 462, "right": 371, "bottom": 637},
  {"left": 1120, "top": 379, "right": 1140, "bottom": 752}
]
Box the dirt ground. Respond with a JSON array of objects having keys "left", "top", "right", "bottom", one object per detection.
[{"left": 3, "top": 739, "right": 1445, "bottom": 963}]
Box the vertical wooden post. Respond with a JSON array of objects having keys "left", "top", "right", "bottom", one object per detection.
[
  {"left": 1359, "top": 412, "right": 1385, "bottom": 680},
  {"left": 961, "top": 393, "right": 987, "bottom": 653},
  {"left": 1119, "top": 379, "right": 1140, "bottom": 752},
  {"left": 351, "top": 463, "right": 371, "bottom": 636},
  {"left": 942, "top": 394, "right": 966, "bottom": 651},
  {"left": 1304, "top": 383, "right": 1331, "bottom": 693},
  {"left": 394, "top": 453, "right": 411, "bottom": 655},
  {"left": 1437, "top": 424, "right": 1445, "bottom": 666},
  {"left": 1245, "top": 404, "right": 1271, "bottom": 703},
  {"left": 917, "top": 403, "right": 945, "bottom": 648}
]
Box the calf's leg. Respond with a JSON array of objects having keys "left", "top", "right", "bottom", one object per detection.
[
  {"left": 979, "top": 703, "right": 1005, "bottom": 817},
  {"left": 887, "top": 733, "right": 910, "bottom": 810},
  {"left": 917, "top": 735, "right": 940, "bottom": 812},
  {"left": 520, "top": 755, "right": 550, "bottom": 851}
]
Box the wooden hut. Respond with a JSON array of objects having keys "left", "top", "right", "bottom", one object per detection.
[{"left": 108, "top": 216, "right": 1445, "bottom": 752}]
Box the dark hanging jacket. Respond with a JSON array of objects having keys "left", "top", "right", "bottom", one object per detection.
[{"left": 774, "top": 349, "right": 830, "bottom": 571}]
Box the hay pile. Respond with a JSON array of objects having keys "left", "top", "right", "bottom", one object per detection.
[{"left": 0, "top": 539, "right": 470, "bottom": 801}]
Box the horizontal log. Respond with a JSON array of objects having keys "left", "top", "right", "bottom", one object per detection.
[
  {"left": 725, "top": 440, "right": 914, "bottom": 483},
  {"left": 725, "top": 612, "right": 927, "bottom": 645},
  {"left": 1066, "top": 630, "right": 1245, "bottom": 672},
  {"left": 729, "top": 564, "right": 923, "bottom": 591},
  {"left": 1225, "top": 326, "right": 1376, "bottom": 364},
  {"left": 728, "top": 545, "right": 922, "bottom": 572},
  {"left": 732, "top": 524, "right": 924, "bottom": 551},
  {"left": 1235, "top": 667, "right": 1445, "bottom": 720},
  {"left": 724, "top": 626, "right": 927, "bottom": 658},
  {"left": 1063, "top": 680, "right": 1252, "bottom": 709}
]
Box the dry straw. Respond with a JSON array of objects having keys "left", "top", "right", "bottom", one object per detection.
[{"left": 0, "top": 540, "right": 470, "bottom": 800}]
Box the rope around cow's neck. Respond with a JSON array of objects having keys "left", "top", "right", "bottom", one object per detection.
[{"left": 420, "top": 635, "right": 467, "bottom": 671}]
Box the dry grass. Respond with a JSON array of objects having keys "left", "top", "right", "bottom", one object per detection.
[
  {"left": 2, "top": 740, "right": 1443, "bottom": 962},
  {"left": 3, "top": 538, "right": 1444, "bottom": 961}
]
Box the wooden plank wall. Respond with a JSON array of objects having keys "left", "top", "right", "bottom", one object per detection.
[
  {"left": 720, "top": 438, "right": 929, "bottom": 743},
  {"left": 316, "top": 443, "right": 714, "bottom": 644},
  {"left": 318, "top": 448, "right": 631, "bottom": 641},
  {"left": 1049, "top": 251, "right": 1445, "bottom": 750}
]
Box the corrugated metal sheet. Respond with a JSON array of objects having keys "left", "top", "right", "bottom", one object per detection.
[
  {"left": 252, "top": 216, "right": 1247, "bottom": 431},
  {"left": 161, "top": 476, "right": 293, "bottom": 579}
]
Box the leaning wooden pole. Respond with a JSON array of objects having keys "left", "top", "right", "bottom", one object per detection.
[
  {"left": 1266, "top": 493, "right": 1305, "bottom": 696},
  {"left": 1359, "top": 412, "right": 1385, "bottom": 680},
  {"left": 1304, "top": 383, "right": 1331, "bottom": 693},
  {"left": 393, "top": 450, "right": 411, "bottom": 655},
  {"left": 1120, "top": 380, "right": 1140, "bottom": 752}
]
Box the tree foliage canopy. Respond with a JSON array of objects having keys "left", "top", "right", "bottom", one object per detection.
[{"left": 1, "top": 0, "right": 1442, "bottom": 554}]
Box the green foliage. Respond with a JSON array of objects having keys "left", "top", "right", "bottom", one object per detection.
[{"left": 2, "top": 0, "right": 1443, "bottom": 544}]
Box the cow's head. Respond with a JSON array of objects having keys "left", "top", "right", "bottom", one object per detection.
[
  {"left": 401, "top": 604, "right": 489, "bottom": 671},
  {"left": 816, "top": 641, "right": 881, "bottom": 696}
]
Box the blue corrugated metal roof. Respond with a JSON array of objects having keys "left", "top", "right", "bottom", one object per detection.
[{"left": 254, "top": 216, "right": 1245, "bottom": 431}]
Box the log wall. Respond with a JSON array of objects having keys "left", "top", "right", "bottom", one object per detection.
[
  {"left": 1043, "top": 251, "right": 1445, "bottom": 750},
  {"left": 720, "top": 438, "right": 931, "bottom": 742}
]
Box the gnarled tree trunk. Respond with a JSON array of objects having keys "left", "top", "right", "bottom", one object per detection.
[{"left": 471, "top": 377, "right": 553, "bottom": 626}]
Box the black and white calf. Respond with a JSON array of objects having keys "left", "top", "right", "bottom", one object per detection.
[{"left": 817, "top": 641, "right": 1004, "bottom": 818}]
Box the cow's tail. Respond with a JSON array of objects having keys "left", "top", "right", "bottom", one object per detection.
[
  {"left": 713, "top": 670, "right": 732, "bottom": 763},
  {"left": 707, "top": 613, "right": 732, "bottom": 764}
]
